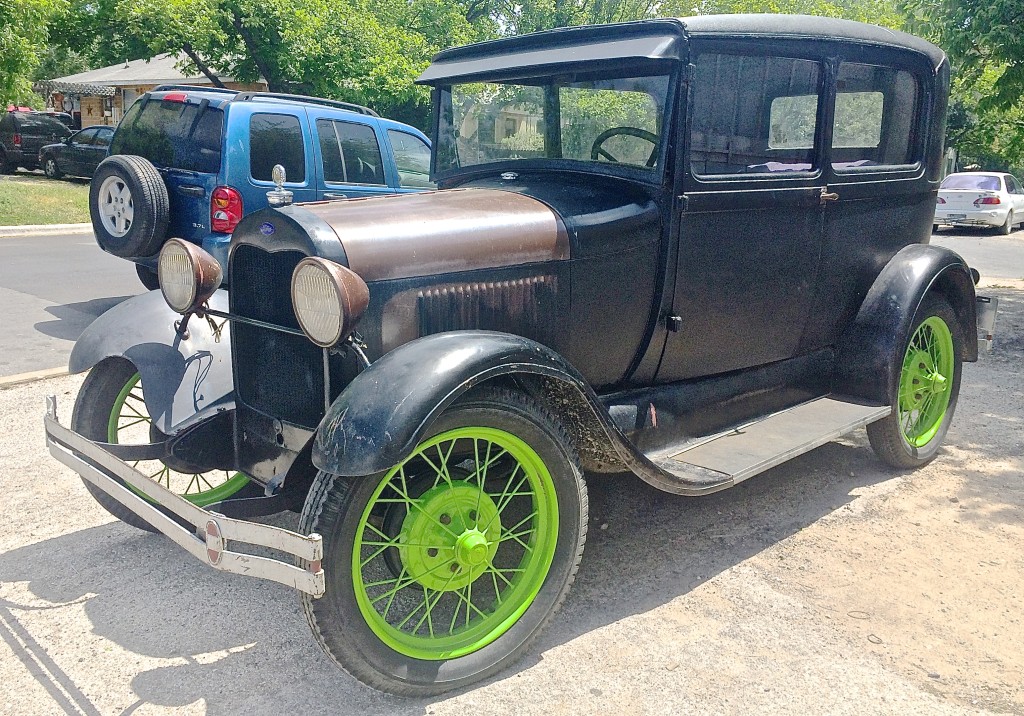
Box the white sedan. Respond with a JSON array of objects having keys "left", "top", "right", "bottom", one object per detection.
[{"left": 935, "top": 171, "right": 1024, "bottom": 234}]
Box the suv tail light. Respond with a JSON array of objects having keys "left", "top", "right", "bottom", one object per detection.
[
  {"left": 974, "top": 196, "right": 1001, "bottom": 206},
  {"left": 12, "top": 133, "right": 21, "bottom": 148},
  {"left": 211, "top": 186, "right": 243, "bottom": 233}
]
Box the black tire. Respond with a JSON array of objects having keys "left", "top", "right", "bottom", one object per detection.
[
  {"left": 136, "top": 264, "right": 161, "bottom": 291},
  {"left": 0, "top": 150, "right": 13, "bottom": 174},
  {"left": 72, "top": 357, "right": 161, "bottom": 532},
  {"left": 299, "top": 387, "right": 588, "bottom": 696},
  {"left": 90, "top": 155, "right": 169, "bottom": 258},
  {"left": 999, "top": 210, "right": 1014, "bottom": 235},
  {"left": 867, "top": 295, "right": 963, "bottom": 469},
  {"left": 43, "top": 155, "right": 62, "bottom": 179}
]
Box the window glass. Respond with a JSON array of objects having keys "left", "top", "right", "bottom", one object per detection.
[
  {"left": 250, "top": 113, "right": 305, "bottom": 182},
  {"left": 387, "top": 130, "right": 434, "bottom": 188},
  {"left": 74, "top": 128, "right": 99, "bottom": 145},
  {"left": 832, "top": 63, "right": 919, "bottom": 170},
  {"left": 93, "top": 128, "right": 113, "bottom": 147},
  {"left": 438, "top": 72, "right": 670, "bottom": 172},
  {"left": 15, "top": 114, "right": 71, "bottom": 135},
  {"left": 939, "top": 174, "right": 1000, "bottom": 191},
  {"left": 112, "top": 100, "right": 223, "bottom": 173},
  {"left": 691, "top": 54, "right": 821, "bottom": 176},
  {"left": 1005, "top": 175, "right": 1019, "bottom": 194},
  {"left": 316, "top": 120, "right": 385, "bottom": 185}
]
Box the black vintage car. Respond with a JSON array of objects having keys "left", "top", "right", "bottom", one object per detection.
[{"left": 46, "top": 15, "right": 987, "bottom": 695}]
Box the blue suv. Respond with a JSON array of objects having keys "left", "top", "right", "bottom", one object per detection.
[{"left": 89, "top": 86, "right": 433, "bottom": 287}]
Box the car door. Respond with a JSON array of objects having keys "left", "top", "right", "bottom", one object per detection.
[
  {"left": 66, "top": 128, "right": 98, "bottom": 175},
  {"left": 307, "top": 111, "right": 396, "bottom": 201},
  {"left": 84, "top": 127, "right": 113, "bottom": 175},
  {"left": 382, "top": 129, "right": 435, "bottom": 192},
  {"left": 243, "top": 108, "right": 318, "bottom": 205},
  {"left": 656, "top": 46, "right": 826, "bottom": 382},
  {"left": 1005, "top": 175, "right": 1024, "bottom": 219}
]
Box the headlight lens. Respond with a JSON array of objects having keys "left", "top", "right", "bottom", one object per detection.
[
  {"left": 158, "top": 239, "right": 222, "bottom": 314},
  {"left": 291, "top": 258, "right": 369, "bottom": 348}
]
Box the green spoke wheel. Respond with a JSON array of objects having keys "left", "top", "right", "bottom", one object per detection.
[
  {"left": 72, "top": 357, "right": 249, "bottom": 532},
  {"left": 300, "top": 387, "right": 587, "bottom": 696},
  {"left": 868, "top": 295, "right": 963, "bottom": 468}
]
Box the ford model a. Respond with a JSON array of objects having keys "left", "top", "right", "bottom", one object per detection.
[{"left": 45, "top": 16, "right": 988, "bottom": 695}]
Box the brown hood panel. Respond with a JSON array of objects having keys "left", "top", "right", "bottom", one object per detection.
[{"left": 297, "top": 188, "right": 569, "bottom": 281}]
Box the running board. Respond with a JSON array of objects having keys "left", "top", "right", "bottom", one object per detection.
[{"left": 645, "top": 397, "right": 890, "bottom": 490}]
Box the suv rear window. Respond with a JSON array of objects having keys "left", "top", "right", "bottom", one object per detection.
[
  {"left": 15, "top": 114, "right": 71, "bottom": 135},
  {"left": 112, "top": 99, "right": 224, "bottom": 174}
]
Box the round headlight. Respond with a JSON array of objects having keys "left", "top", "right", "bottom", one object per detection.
[
  {"left": 291, "top": 258, "right": 369, "bottom": 348},
  {"left": 158, "top": 239, "right": 222, "bottom": 314}
]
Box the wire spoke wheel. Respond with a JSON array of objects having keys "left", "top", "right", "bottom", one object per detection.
[
  {"left": 353, "top": 427, "right": 559, "bottom": 659},
  {"left": 300, "top": 387, "right": 587, "bottom": 695},
  {"left": 867, "top": 296, "right": 962, "bottom": 469},
  {"left": 107, "top": 372, "right": 249, "bottom": 505}
]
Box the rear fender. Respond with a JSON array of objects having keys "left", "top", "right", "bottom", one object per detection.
[
  {"left": 69, "top": 289, "right": 234, "bottom": 434},
  {"left": 834, "top": 244, "right": 978, "bottom": 405}
]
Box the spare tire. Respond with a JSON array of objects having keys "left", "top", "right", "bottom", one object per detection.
[{"left": 90, "top": 155, "right": 169, "bottom": 258}]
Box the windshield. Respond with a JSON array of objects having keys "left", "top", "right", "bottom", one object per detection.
[
  {"left": 437, "top": 71, "right": 671, "bottom": 174},
  {"left": 940, "top": 174, "right": 1001, "bottom": 191}
]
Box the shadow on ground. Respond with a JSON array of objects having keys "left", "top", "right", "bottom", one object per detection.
[{"left": 34, "top": 297, "right": 134, "bottom": 341}]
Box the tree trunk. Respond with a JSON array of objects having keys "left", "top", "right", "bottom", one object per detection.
[
  {"left": 230, "top": 10, "right": 287, "bottom": 92},
  {"left": 181, "top": 43, "right": 226, "bottom": 88}
]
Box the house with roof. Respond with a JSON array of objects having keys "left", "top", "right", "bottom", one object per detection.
[{"left": 33, "top": 53, "right": 266, "bottom": 129}]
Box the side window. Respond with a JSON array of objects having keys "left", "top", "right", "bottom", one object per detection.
[
  {"left": 316, "top": 120, "right": 385, "bottom": 186},
  {"left": 93, "top": 129, "right": 113, "bottom": 148},
  {"left": 691, "top": 53, "right": 821, "bottom": 176},
  {"left": 1005, "top": 175, "right": 1020, "bottom": 194},
  {"left": 832, "top": 63, "right": 919, "bottom": 170},
  {"left": 387, "top": 130, "right": 435, "bottom": 188},
  {"left": 250, "top": 113, "right": 305, "bottom": 183},
  {"left": 75, "top": 128, "right": 99, "bottom": 145}
]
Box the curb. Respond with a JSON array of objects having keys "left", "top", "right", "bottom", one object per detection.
[
  {"left": 0, "top": 366, "right": 71, "bottom": 389},
  {"left": 0, "top": 223, "right": 92, "bottom": 238}
]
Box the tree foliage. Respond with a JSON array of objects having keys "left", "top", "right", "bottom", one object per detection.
[{"left": 1, "top": 0, "right": 66, "bottom": 106}]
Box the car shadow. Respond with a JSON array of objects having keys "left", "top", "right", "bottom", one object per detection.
[
  {"left": 34, "top": 297, "right": 135, "bottom": 341},
  {"left": 0, "top": 436, "right": 904, "bottom": 715}
]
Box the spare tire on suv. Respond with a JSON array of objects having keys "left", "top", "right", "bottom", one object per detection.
[{"left": 89, "top": 155, "right": 170, "bottom": 258}]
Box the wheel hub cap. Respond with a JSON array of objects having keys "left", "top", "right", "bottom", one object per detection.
[{"left": 398, "top": 482, "right": 501, "bottom": 591}]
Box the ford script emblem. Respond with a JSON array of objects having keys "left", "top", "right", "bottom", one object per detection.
[
  {"left": 259, "top": 222, "right": 276, "bottom": 236},
  {"left": 500, "top": 172, "right": 519, "bottom": 181}
]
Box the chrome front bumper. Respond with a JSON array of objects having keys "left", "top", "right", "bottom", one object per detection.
[{"left": 44, "top": 396, "right": 325, "bottom": 597}]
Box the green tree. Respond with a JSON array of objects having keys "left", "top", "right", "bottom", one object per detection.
[{"left": 0, "top": 0, "right": 66, "bottom": 106}]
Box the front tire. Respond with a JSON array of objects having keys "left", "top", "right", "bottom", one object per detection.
[
  {"left": 300, "top": 387, "right": 587, "bottom": 695},
  {"left": 43, "top": 156, "right": 62, "bottom": 179},
  {"left": 867, "top": 295, "right": 963, "bottom": 468},
  {"left": 72, "top": 357, "right": 250, "bottom": 531}
]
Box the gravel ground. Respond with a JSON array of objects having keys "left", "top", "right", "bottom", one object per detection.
[{"left": 1, "top": 284, "right": 1021, "bottom": 716}]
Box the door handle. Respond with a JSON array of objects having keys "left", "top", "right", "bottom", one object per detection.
[
  {"left": 323, "top": 192, "right": 348, "bottom": 200},
  {"left": 820, "top": 188, "right": 839, "bottom": 204}
]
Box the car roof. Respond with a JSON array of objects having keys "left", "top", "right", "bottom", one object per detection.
[{"left": 418, "top": 15, "right": 945, "bottom": 84}]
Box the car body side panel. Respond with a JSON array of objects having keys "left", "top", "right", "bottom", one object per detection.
[{"left": 68, "top": 290, "right": 235, "bottom": 435}]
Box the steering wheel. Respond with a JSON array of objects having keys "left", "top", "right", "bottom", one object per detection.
[{"left": 590, "top": 127, "right": 660, "bottom": 167}]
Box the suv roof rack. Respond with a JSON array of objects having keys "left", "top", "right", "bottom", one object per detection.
[
  {"left": 230, "top": 91, "right": 379, "bottom": 117},
  {"left": 152, "top": 84, "right": 239, "bottom": 95}
]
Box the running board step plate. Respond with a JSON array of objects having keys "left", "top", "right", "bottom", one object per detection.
[{"left": 667, "top": 398, "right": 890, "bottom": 484}]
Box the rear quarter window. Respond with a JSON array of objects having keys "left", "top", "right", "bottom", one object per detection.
[
  {"left": 250, "top": 113, "right": 306, "bottom": 183},
  {"left": 111, "top": 99, "right": 224, "bottom": 173}
]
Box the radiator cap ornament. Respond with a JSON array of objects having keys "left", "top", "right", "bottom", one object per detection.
[{"left": 267, "top": 164, "right": 294, "bottom": 207}]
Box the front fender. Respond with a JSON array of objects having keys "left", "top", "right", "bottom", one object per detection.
[
  {"left": 835, "top": 244, "right": 978, "bottom": 405},
  {"left": 313, "top": 331, "right": 599, "bottom": 476},
  {"left": 70, "top": 289, "right": 234, "bottom": 434}
]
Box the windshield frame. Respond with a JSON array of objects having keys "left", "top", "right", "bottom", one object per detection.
[{"left": 430, "top": 60, "right": 680, "bottom": 185}]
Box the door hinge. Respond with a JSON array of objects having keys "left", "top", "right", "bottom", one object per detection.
[
  {"left": 820, "top": 187, "right": 840, "bottom": 204},
  {"left": 674, "top": 194, "right": 689, "bottom": 212},
  {"left": 665, "top": 314, "right": 683, "bottom": 332}
]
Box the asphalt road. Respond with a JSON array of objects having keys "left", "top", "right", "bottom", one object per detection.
[
  {"left": 0, "top": 232, "right": 139, "bottom": 377},
  {"left": 0, "top": 225, "right": 1021, "bottom": 380}
]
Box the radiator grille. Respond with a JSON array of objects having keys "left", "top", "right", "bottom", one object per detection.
[{"left": 230, "top": 245, "right": 324, "bottom": 428}]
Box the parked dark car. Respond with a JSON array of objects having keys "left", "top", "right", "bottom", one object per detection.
[
  {"left": 46, "top": 15, "right": 992, "bottom": 696},
  {"left": 0, "top": 110, "right": 72, "bottom": 172},
  {"left": 39, "top": 125, "right": 115, "bottom": 179},
  {"left": 88, "top": 86, "right": 433, "bottom": 289}
]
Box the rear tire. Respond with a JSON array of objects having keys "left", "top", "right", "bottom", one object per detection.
[
  {"left": 999, "top": 210, "right": 1014, "bottom": 235},
  {"left": 90, "top": 155, "right": 169, "bottom": 258},
  {"left": 0, "top": 150, "right": 13, "bottom": 174},
  {"left": 135, "top": 264, "right": 160, "bottom": 291},
  {"left": 299, "top": 387, "right": 587, "bottom": 695},
  {"left": 867, "top": 295, "right": 963, "bottom": 469}
]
